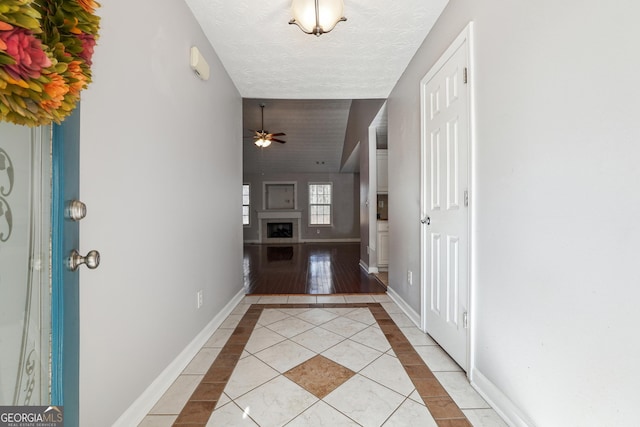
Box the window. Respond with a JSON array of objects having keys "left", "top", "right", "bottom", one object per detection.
[
  {"left": 242, "top": 184, "right": 250, "bottom": 225},
  {"left": 309, "top": 183, "right": 332, "bottom": 225}
]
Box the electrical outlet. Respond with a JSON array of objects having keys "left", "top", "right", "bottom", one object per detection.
[
  {"left": 407, "top": 270, "right": 413, "bottom": 285},
  {"left": 197, "top": 290, "right": 203, "bottom": 309},
  {"left": 317, "top": 229, "right": 320, "bottom": 234}
]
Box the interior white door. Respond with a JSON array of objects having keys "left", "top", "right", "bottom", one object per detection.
[{"left": 420, "top": 27, "right": 471, "bottom": 371}]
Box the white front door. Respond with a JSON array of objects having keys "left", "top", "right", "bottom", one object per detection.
[{"left": 420, "top": 25, "right": 472, "bottom": 371}]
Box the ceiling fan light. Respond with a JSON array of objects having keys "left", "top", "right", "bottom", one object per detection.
[
  {"left": 290, "top": 0, "right": 346, "bottom": 36},
  {"left": 254, "top": 138, "right": 272, "bottom": 148}
]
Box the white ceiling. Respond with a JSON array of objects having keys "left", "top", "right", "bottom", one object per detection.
[
  {"left": 183, "top": 0, "right": 449, "bottom": 173},
  {"left": 184, "top": 0, "right": 449, "bottom": 99}
]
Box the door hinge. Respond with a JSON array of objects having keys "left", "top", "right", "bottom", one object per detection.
[
  {"left": 463, "top": 67, "right": 468, "bottom": 84},
  {"left": 464, "top": 190, "right": 469, "bottom": 207},
  {"left": 462, "top": 312, "right": 469, "bottom": 329}
]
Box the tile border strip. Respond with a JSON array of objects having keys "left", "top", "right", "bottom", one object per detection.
[{"left": 173, "top": 303, "right": 471, "bottom": 427}]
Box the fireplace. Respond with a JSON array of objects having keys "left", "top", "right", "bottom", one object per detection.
[
  {"left": 267, "top": 222, "right": 293, "bottom": 238},
  {"left": 257, "top": 211, "right": 301, "bottom": 244}
]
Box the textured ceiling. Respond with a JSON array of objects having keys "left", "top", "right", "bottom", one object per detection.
[
  {"left": 183, "top": 0, "right": 450, "bottom": 99},
  {"left": 183, "top": 1, "right": 448, "bottom": 173}
]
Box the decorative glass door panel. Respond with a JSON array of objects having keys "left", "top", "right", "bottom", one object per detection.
[{"left": 0, "top": 122, "right": 52, "bottom": 405}]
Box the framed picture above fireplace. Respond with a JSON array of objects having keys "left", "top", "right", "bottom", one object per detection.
[{"left": 263, "top": 182, "right": 297, "bottom": 210}]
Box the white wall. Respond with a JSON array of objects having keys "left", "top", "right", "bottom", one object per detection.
[
  {"left": 78, "top": 0, "right": 242, "bottom": 424},
  {"left": 388, "top": 0, "right": 640, "bottom": 425}
]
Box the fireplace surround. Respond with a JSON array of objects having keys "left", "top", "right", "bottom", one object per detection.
[{"left": 258, "top": 211, "right": 301, "bottom": 243}]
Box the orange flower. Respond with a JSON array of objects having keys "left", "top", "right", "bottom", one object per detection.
[
  {"left": 67, "top": 61, "right": 87, "bottom": 96},
  {"left": 0, "top": 22, "right": 13, "bottom": 31},
  {"left": 40, "top": 73, "right": 69, "bottom": 111},
  {"left": 76, "top": 0, "right": 99, "bottom": 13}
]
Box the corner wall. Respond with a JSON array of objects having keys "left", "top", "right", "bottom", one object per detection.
[
  {"left": 387, "top": 0, "right": 640, "bottom": 425},
  {"left": 78, "top": 0, "right": 242, "bottom": 424},
  {"left": 340, "top": 100, "right": 386, "bottom": 267}
]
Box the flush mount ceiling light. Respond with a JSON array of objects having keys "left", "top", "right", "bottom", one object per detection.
[{"left": 289, "top": 0, "right": 347, "bottom": 37}]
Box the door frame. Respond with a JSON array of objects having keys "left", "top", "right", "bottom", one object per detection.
[
  {"left": 51, "top": 108, "right": 81, "bottom": 424},
  {"left": 419, "top": 22, "right": 476, "bottom": 374}
]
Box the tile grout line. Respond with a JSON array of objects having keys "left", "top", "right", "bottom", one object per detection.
[
  {"left": 171, "top": 302, "right": 471, "bottom": 427},
  {"left": 369, "top": 304, "right": 472, "bottom": 427},
  {"left": 172, "top": 305, "right": 263, "bottom": 426}
]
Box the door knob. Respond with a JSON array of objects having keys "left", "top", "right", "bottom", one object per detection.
[
  {"left": 65, "top": 200, "right": 87, "bottom": 221},
  {"left": 421, "top": 216, "right": 431, "bottom": 225},
  {"left": 67, "top": 249, "right": 100, "bottom": 271}
]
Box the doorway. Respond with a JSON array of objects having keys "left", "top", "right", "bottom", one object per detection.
[
  {"left": 420, "top": 24, "right": 474, "bottom": 372},
  {"left": 0, "top": 111, "right": 82, "bottom": 423}
]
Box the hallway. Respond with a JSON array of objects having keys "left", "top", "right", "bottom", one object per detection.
[{"left": 140, "top": 294, "right": 506, "bottom": 426}]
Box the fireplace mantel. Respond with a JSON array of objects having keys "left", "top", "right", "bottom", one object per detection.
[{"left": 257, "top": 211, "right": 302, "bottom": 220}]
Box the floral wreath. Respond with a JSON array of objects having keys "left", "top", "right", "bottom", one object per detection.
[{"left": 0, "top": 0, "right": 100, "bottom": 127}]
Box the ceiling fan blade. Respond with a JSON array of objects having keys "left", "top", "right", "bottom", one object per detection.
[
  {"left": 271, "top": 138, "right": 287, "bottom": 144},
  {"left": 269, "top": 132, "right": 286, "bottom": 137}
]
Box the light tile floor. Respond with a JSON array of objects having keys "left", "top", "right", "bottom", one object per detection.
[{"left": 140, "top": 295, "right": 507, "bottom": 427}]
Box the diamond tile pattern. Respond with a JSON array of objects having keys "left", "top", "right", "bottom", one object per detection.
[
  {"left": 143, "top": 298, "right": 507, "bottom": 427},
  {"left": 284, "top": 355, "right": 355, "bottom": 399}
]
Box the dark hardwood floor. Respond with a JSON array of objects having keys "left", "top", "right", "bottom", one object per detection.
[{"left": 243, "top": 243, "right": 387, "bottom": 295}]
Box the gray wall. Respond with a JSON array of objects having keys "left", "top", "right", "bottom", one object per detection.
[
  {"left": 78, "top": 0, "right": 242, "bottom": 424},
  {"left": 243, "top": 172, "right": 359, "bottom": 241},
  {"left": 339, "top": 100, "right": 386, "bottom": 266},
  {"left": 387, "top": 0, "right": 640, "bottom": 425}
]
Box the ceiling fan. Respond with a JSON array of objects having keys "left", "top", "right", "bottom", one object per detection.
[{"left": 252, "top": 103, "right": 286, "bottom": 147}]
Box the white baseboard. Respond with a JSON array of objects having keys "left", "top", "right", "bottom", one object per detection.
[
  {"left": 359, "top": 259, "right": 379, "bottom": 274},
  {"left": 470, "top": 369, "right": 534, "bottom": 427},
  {"left": 385, "top": 288, "right": 529, "bottom": 427},
  {"left": 113, "top": 288, "right": 246, "bottom": 427},
  {"left": 386, "top": 287, "right": 421, "bottom": 328}
]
